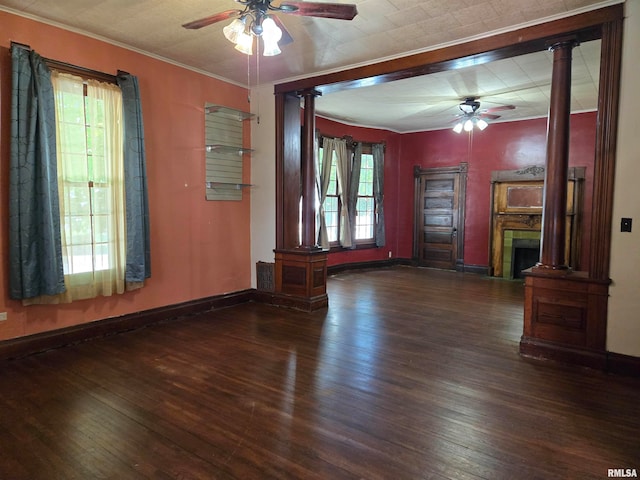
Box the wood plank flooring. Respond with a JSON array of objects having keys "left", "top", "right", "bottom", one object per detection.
[{"left": 0, "top": 266, "right": 638, "bottom": 479}]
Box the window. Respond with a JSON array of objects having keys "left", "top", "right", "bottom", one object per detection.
[
  {"left": 355, "top": 151, "right": 375, "bottom": 242},
  {"left": 9, "top": 45, "right": 149, "bottom": 302},
  {"left": 318, "top": 139, "right": 383, "bottom": 248},
  {"left": 318, "top": 146, "right": 340, "bottom": 243},
  {"left": 52, "top": 71, "right": 126, "bottom": 299}
]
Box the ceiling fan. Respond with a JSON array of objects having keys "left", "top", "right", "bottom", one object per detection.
[
  {"left": 452, "top": 97, "right": 516, "bottom": 133},
  {"left": 182, "top": 0, "right": 358, "bottom": 56}
]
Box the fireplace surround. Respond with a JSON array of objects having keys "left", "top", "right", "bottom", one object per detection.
[{"left": 489, "top": 166, "right": 585, "bottom": 278}]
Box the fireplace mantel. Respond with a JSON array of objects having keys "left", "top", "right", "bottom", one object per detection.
[{"left": 489, "top": 165, "right": 585, "bottom": 278}]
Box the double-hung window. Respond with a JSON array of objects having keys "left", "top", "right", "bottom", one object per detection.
[
  {"left": 52, "top": 71, "right": 126, "bottom": 300},
  {"left": 354, "top": 149, "right": 375, "bottom": 243},
  {"left": 318, "top": 139, "right": 381, "bottom": 247},
  {"left": 318, "top": 145, "right": 340, "bottom": 243}
]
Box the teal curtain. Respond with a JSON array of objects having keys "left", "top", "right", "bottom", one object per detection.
[
  {"left": 373, "top": 143, "right": 385, "bottom": 247},
  {"left": 9, "top": 45, "right": 65, "bottom": 300},
  {"left": 117, "top": 72, "right": 151, "bottom": 283}
]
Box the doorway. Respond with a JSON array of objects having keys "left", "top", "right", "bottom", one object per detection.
[{"left": 414, "top": 163, "right": 467, "bottom": 270}]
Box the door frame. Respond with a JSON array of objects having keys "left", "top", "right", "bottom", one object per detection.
[{"left": 413, "top": 163, "right": 468, "bottom": 271}]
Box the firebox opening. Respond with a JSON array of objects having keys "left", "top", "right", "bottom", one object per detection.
[{"left": 511, "top": 238, "right": 540, "bottom": 279}]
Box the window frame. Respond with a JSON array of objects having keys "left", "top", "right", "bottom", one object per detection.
[
  {"left": 51, "top": 65, "right": 126, "bottom": 298},
  {"left": 318, "top": 136, "right": 381, "bottom": 250}
]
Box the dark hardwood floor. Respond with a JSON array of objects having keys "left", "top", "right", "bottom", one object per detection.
[{"left": 0, "top": 266, "right": 638, "bottom": 479}]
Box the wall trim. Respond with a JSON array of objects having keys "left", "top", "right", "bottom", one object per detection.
[
  {"left": 463, "top": 264, "right": 489, "bottom": 275},
  {"left": 0, "top": 289, "right": 254, "bottom": 361},
  {"left": 3, "top": 283, "right": 638, "bottom": 378},
  {"left": 607, "top": 352, "right": 640, "bottom": 377},
  {"left": 327, "top": 258, "right": 412, "bottom": 275},
  {"left": 520, "top": 335, "right": 607, "bottom": 370},
  {"left": 328, "top": 259, "right": 490, "bottom": 276}
]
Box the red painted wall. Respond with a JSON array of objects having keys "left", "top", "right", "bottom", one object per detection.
[
  {"left": 319, "top": 112, "right": 596, "bottom": 271},
  {"left": 0, "top": 11, "right": 251, "bottom": 341},
  {"left": 401, "top": 113, "right": 596, "bottom": 268},
  {"left": 315, "top": 117, "right": 402, "bottom": 267}
]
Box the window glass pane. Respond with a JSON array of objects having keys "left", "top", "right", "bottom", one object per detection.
[
  {"left": 67, "top": 243, "right": 93, "bottom": 274},
  {"left": 60, "top": 123, "right": 88, "bottom": 155},
  {"left": 356, "top": 197, "right": 375, "bottom": 240},
  {"left": 358, "top": 154, "right": 374, "bottom": 196},
  {"left": 87, "top": 126, "right": 108, "bottom": 183},
  {"left": 66, "top": 215, "right": 92, "bottom": 245},
  {"left": 91, "top": 186, "right": 111, "bottom": 215},
  {"left": 66, "top": 185, "right": 91, "bottom": 215},
  {"left": 93, "top": 214, "right": 110, "bottom": 244},
  {"left": 325, "top": 195, "right": 339, "bottom": 242},
  {"left": 94, "top": 243, "right": 110, "bottom": 271},
  {"left": 328, "top": 154, "right": 337, "bottom": 195},
  {"left": 60, "top": 91, "right": 85, "bottom": 124}
]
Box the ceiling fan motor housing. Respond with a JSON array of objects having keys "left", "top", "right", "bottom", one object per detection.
[{"left": 460, "top": 98, "right": 481, "bottom": 114}]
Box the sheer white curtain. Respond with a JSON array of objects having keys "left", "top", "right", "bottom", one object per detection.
[{"left": 51, "top": 71, "right": 126, "bottom": 302}]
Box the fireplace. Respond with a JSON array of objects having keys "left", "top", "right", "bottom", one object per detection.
[
  {"left": 502, "top": 230, "right": 541, "bottom": 280},
  {"left": 489, "top": 166, "right": 585, "bottom": 278},
  {"left": 511, "top": 238, "right": 540, "bottom": 279}
]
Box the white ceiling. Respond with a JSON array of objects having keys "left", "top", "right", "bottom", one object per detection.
[
  {"left": 316, "top": 39, "right": 601, "bottom": 132},
  {"left": 0, "top": 0, "right": 615, "bottom": 132}
]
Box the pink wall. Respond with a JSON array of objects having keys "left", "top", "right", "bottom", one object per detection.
[
  {"left": 0, "top": 12, "right": 252, "bottom": 341},
  {"left": 319, "top": 112, "right": 596, "bottom": 270}
]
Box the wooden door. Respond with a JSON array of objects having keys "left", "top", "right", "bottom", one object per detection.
[{"left": 414, "top": 164, "right": 467, "bottom": 270}]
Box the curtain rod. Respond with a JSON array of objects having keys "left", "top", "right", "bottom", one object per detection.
[
  {"left": 318, "top": 133, "right": 386, "bottom": 149},
  {"left": 10, "top": 41, "right": 118, "bottom": 84}
]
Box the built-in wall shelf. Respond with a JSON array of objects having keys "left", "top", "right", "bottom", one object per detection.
[
  {"left": 205, "top": 105, "right": 255, "bottom": 121},
  {"left": 204, "top": 102, "right": 252, "bottom": 201},
  {"left": 206, "top": 182, "right": 253, "bottom": 190},
  {"left": 205, "top": 144, "right": 253, "bottom": 155}
]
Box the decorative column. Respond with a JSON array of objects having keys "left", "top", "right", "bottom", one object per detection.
[
  {"left": 273, "top": 89, "right": 328, "bottom": 311},
  {"left": 534, "top": 39, "right": 576, "bottom": 272},
  {"left": 300, "top": 89, "right": 321, "bottom": 249},
  {"left": 520, "top": 37, "right": 609, "bottom": 370}
]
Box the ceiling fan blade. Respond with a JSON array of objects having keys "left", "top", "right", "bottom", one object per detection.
[
  {"left": 272, "top": 15, "right": 294, "bottom": 46},
  {"left": 483, "top": 104, "right": 516, "bottom": 114},
  {"left": 479, "top": 113, "right": 502, "bottom": 120},
  {"left": 182, "top": 10, "right": 242, "bottom": 29},
  {"left": 280, "top": 1, "right": 358, "bottom": 20}
]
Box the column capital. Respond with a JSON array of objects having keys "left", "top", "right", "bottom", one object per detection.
[
  {"left": 296, "top": 88, "right": 322, "bottom": 98},
  {"left": 546, "top": 35, "right": 580, "bottom": 52}
]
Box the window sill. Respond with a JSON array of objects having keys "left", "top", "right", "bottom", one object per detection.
[{"left": 326, "top": 241, "right": 377, "bottom": 253}]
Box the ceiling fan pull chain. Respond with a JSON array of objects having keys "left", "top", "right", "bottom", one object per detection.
[
  {"left": 247, "top": 49, "right": 251, "bottom": 104},
  {"left": 256, "top": 45, "right": 261, "bottom": 123}
]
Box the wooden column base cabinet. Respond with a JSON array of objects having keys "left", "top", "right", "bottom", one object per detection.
[
  {"left": 520, "top": 270, "right": 610, "bottom": 369},
  {"left": 272, "top": 249, "right": 328, "bottom": 311}
]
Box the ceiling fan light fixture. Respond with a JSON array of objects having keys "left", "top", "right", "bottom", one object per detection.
[
  {"left": 223, "top": 17, "right": 246, "bottom": 44},
  {"left": 234, "top": 30, "right": 254, "bottom": 55},
  {"left": 261, "top": 16, "right": 282, "bottom": 56},
  {"left": 453, "top": 122, "right": 464, "bottom": 134},
  {"left": 476, "top": 118, "right": 488, "bottom": 130},
  {"left": 183, "top": 1, "right": 358, "bottom": 57},
  {"left": 463, "top": 119, "right": 474, "bottom": 132}
]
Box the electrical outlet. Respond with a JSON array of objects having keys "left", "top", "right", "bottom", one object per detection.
[
  {"left": 0, "top": 312, "right": 7, "bottom": 321},
  {"left": 388, "top": 251, "right": 392, "bottom": 258},
  {"left": 621, "top": 217, "right": 632, "bottom": 232}
]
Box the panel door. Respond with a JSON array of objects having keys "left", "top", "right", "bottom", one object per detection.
[{"left": 416, "top": 172, "right": 460, "bottom": 269}]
